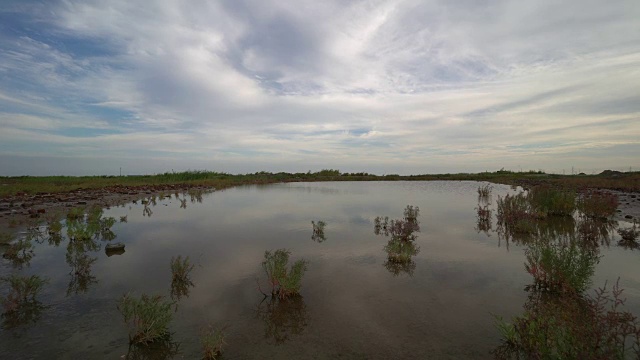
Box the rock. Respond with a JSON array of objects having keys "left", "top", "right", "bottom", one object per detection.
[
  {"left": 625, "top": 215, "right": 634, "bottom": 219},
  {"left": 105, "top": 242, "right": 126, "bottom": 256}
]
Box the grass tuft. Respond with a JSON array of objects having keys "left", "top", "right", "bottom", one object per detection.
[
  {"left": 261, "top": 249, "right": 308, "bottom": 299},
  {"left": 117, "top": 293, "right": 174, "bottom": 345}
]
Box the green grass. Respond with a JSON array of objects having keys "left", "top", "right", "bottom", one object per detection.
[
  {"left": 117, "top": 293, "right": 174, "bottom": 345},
  {"left": 2, "top": 169, "right": 638, "bottom": 198},
  {"left": 170, "top": 255, "right": 195, "bottom": 300},
  {"left": 261, "top": 249, "right": 308, "bottom": 299},
  {"left": 527, "top": 185, "right": 576, "bottom": 217},
  {"left": 201, "top": 325, "right": 227, "bottom": 360}
]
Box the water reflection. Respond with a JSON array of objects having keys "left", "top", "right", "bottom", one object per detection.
[
  {"left": 493, "top": 216, "right": 640, "bottom": 357},
  {"left": 375, "top": 205, "right": 421, "bottom": 276},
  {"left": 475, "top": 204, "right": 492, "bottom": 236},
  {"left": 1, "top": 274, "right": 49, "bottom": 330},
  {"left": 254, "top": 295, "right": 308, "bottom": 345},
  {"left": 311, "top": 220, "right": 326, "bottom": 242},
  {"left": 383, "top": 258, "right": 416, "bottom": 277},
  {"left": 2, "top": 235, "right": 34, "bottom": 269},
  {"left": 125, "top": 338, "right": 181, "bottom": 360}
]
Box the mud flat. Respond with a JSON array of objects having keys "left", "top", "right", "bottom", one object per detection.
[{"left": 0, "top": 184, "right": 215, "bottom": 233}]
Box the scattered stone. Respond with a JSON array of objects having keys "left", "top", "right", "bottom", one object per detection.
[
  {"left": 625, "top": 215, "right": 634, "bottom": 219},
  {"left": 105, "top": 242, "right": 126, "bottom": 256}
]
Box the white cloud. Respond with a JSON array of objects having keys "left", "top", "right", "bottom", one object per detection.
[{"left": 0, "top": 0, "right": 638, "bottom": 175}]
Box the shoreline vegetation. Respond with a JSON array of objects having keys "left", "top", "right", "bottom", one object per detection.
[{"left": 1, "top": 168, "right": 639, "bottom": 198}]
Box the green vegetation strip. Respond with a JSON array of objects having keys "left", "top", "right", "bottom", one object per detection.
[{"left": 2, "top": 169, "right": 638, "bottom": 198}]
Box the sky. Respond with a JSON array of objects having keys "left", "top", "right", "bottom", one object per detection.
[{"left": 0, "top": 0, "right": 639, "bottom": 176}]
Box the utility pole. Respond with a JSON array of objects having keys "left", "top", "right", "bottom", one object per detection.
[{"left": 120, "top": 167, "right": 122, "bottom": 177}]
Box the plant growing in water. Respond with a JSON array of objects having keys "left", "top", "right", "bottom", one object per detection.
[
  {"left": 311, "top": 220, "right": 327, "bottom": 242},
  {"left": 527, "top": 185, "right": 576, "bottom": 217},
  {"left": 494, "top": 279, "right": 640, "bottom": 359},
  {"left": 477, "top": 183, "right": 493, "bottom": 200},
  {"left": 170, "top": 255, "right": 195, "bottom": 300},
  {"left": 475, "top": 204, "right": 492, "bottom": 234},
  {"left": 201, "top": 325, "right": 227, "bottom": 359},
  {"left": 577, "top": 190, "right": 619, "bottom": 219},
  {"left": 117, "top": 293, "right": 174, "bottom": 345},
  {"left": 260, "top": 249, "right": 308, "bottom": 299},
  {"left": 384, "top": 239, "right": 419, "bottom": 264},
  {"left": 1, "top": 274, "right": 49, "bottom": 329},
  {"left": 496, "top": 193, "right": 537, "bottom": 235},
  {"left": 618, "top": 221, "right": 640, "bottom": 249}
]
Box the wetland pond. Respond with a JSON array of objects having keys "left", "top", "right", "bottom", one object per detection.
[{"left": 1, "top": 181, "right": 639, "bottom": 359}]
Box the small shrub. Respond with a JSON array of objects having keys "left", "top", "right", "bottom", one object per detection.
[
  {"left": 1, "top": 274, "right": 48, "bottom": 307},
  {"left": 1, "top": 274, "right": 48, "bottom": 328},
  {"left": 170, "top": 256, "right": 195, "bottom": 300},
  {"left": 384, "top": 239, "right": 419, "bottom": 263},
  {"left": 117, "top": 294, "right": 174, "bottom": 345},
  {"left": 2, "top": 237, "right": 35, "bottom": 269},
  {"left": 497, "top": 193, "right": 537, "bottom": 234},
  {"left": 201, "top": 325, "right": 226, "bottom": 360},
  {"left": 374, "top": 216, "right": 390, "bottom": 236},
  {"left": 261, "top": 249, "right": 308, "bottom": 299},
  {"left": 528, "top": 185, "right": 576, "bottom": 217},
  {"left": 478, "top": 183, "right": 493, "bottom": 199},
  {"left": 494, "top": 280, "right": 640, "bottom": 359},
  {"left": 618, "top": 221, "right": 639, "bottom": 242},
  {"left": 374, "top": 205, "right": 420, "bottom": 242},
  {"left": 578, "top": 190, "right": 619, "bottom": 219},
  {"left": 311, "top": 221, "right": 326, "bottom": 242},
  {"left": 525, "top": 242, "right": 600, "bottom": 294},
  {"left": 618, "top": 221, "right": 640, "bottom": 249},
  {"left": 475, "top": 204, "right": 492, "bottom": 233}
]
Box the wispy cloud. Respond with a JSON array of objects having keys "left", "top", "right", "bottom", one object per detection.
[{"left": 0, "top": 0, "right": 639, "bottom": 175}]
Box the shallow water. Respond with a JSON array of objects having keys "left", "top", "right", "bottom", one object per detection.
[{"left": 1, "top": 181, "right": 639, "bottom": 359}]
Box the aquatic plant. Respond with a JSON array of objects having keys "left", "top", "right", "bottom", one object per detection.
[
  {"left": 475, "top": 204, "right": 492, "bottom": 234},
  {"left": 170, "top": 255, "right": 195, "bottom": 301},
  {"left": 496, "top": 193, "right": 537, "bottom": 235},
  {"left": 1, "top": 274, "right": 48, "bottom": 329},
  {"left": 201, "top": 325, "right": 227, "bottom": 359},
  {"left": 577, "top": 190, "right": 619, "bottom": 219},
  {"left": 260, "top": 249, "right": 308, "bottom": 299},
  {"left": 384, "top": 239, "right": 419, "bottom": 264},
  {"left": 525, "top": 241, "right": 600, "bottom": 294},
  {"left": 618, "top": 221, "right": 640, "bottom": 249},
  {"left": 477, "top": 183, "right": 493, "bottom": 199},
  {"left": 311, "top": 220, "right": 326, "bottom": 242},
  {"left": 527, "top": 185, "right": 576, "bottom": 217},
  {"left": 117, "top": 293, "right": 174, "bottom": 345},
  {"left": 2, "top": 236, "right": 35, "bottom": 269},
  {"left": 119, "top": 215, "right": 128, "bottom": 223},
  {"left": 494, "top": 279, "right": 640, "bottom": 359},
  {"left": 374, "top": 216, "right": 390, "bottom": 236}
]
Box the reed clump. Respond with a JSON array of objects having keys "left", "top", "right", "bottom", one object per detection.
[
  {"left": 201, "top": 325, "right": 227, "bottom": 360},
  {"left": 117, "top": 293, "right": 174, "bottom": 345},
  {"left": 577, "top": 190, "right": 619, "bottom": 219},
  {"left": 261, "top": 249, "right": 308, "bottom": 299}
]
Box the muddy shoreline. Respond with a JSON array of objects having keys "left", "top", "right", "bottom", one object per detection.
[
  {"left": 0, "top": 182, "right": 638, "bottom": 236},
  {"left": 0, "top": 184, "right": 217, "bottom": 234}
]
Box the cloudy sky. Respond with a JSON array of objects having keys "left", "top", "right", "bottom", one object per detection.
[{"left": 0, "top": 0, "right": 639, "bottom": 176}]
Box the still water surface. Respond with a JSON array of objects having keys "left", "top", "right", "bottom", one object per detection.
[{"left": 1, "top": 181, "right": 639, "bottom": 359}]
